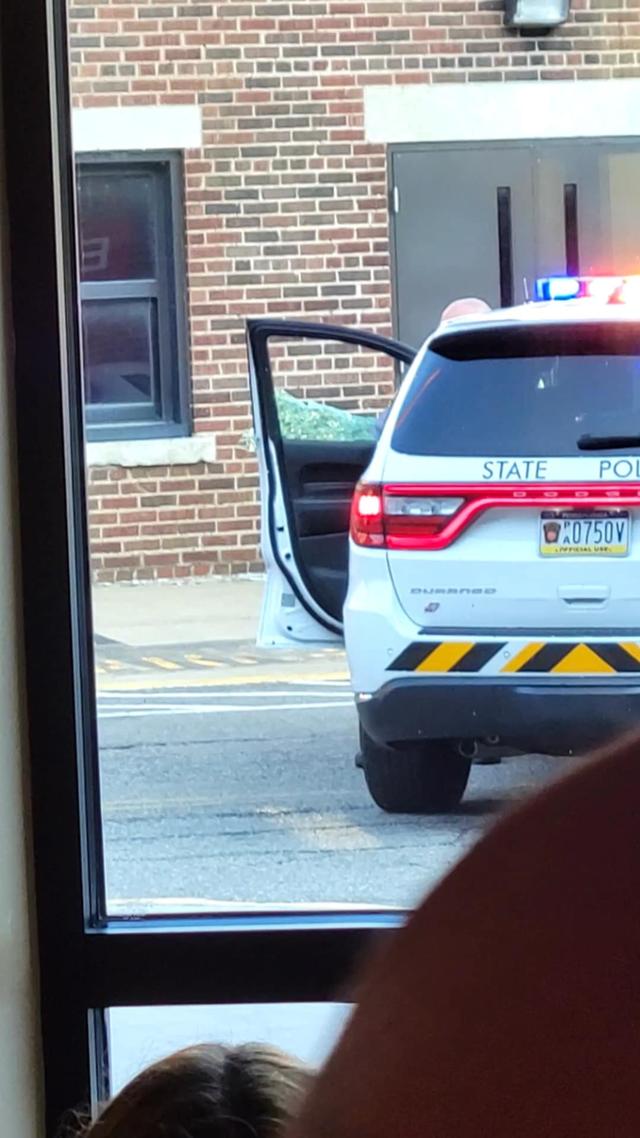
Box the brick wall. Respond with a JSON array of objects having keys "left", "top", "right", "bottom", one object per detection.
[{"left": 70, "top": 0, "right": 638, "bottom": 581}]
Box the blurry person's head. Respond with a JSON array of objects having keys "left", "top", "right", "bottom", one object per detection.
[
  {"left": 440, "top": 297, "right": 491, "bottom": 323},
  {"left": 80, "top": 1043, "right": 312, "bottom": 1138}
]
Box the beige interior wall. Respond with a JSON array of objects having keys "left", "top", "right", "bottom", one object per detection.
[{"left": 0, "top": 99, "right": 44, "bottom": 1138}]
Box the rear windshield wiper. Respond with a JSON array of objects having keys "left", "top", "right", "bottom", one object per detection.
[{"left": 577, "top": 433, "right": 640, "bottom": 451}]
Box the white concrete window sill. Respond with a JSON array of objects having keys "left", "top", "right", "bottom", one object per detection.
[{"left": 85, "top": 436, "right": 216, "bottom": 469}]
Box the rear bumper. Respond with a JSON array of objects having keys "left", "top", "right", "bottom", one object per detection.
[{"left": 357, "top": 676, "right": 640, "bottom": 755}]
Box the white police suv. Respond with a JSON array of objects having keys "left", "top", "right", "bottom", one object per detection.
[{"left": 247, "top": 276, "right": 640, "bottom": 813}]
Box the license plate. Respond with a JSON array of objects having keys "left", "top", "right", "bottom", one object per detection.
[{"left": 539, "top": 511, "right": 630, "bottom": 557}]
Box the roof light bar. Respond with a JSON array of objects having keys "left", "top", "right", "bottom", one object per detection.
[{"left": 535, "top": 275, "right": 640, "bottom": 303}]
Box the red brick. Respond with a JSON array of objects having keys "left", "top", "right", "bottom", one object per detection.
[{"left": 74, "top": 0, "right": 633, "bottom": 581}]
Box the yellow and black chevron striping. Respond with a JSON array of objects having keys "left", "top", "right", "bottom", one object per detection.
[
  {"left": 387, "top": 640, "right": 640, "bottom": 675},
  {"left": 388, "top": 641, "right": 506, "bottom": 674}
]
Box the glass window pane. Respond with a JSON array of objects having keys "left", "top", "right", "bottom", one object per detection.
[
  {"left": 266, "top": 337, "right": 395, "bottom": 444},
  {"left": 108, "top": 1004, "right": 350, "bottom": 1094},
  {"left": 74, "top": 130, "right": 640, "bottom": 919},
  {"left": 63, "top": 0, "right": 640, "bottom": 992},
  {"left": 83, "top": 298, "right": 156, "bottom": 409},
  {"left": 34, "top": 1, "right": 640, "bottom": 1127},
  {"left": 606, "top": 151, "right": 640, "bottom": 274},
  {"left": 78, "top": 170, "right": 157, "bottom": 282},
  {"left": 392, "top": 349, "right": 640, "bottom": 458},
  {"left": 257, "top": 332, "right": 394, "bottom": 443}
]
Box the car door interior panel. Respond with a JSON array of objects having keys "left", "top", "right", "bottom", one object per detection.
[
  {"left": 283, "top": 440, "right": 376, "bottom": 618},
  {"left": 247, "top": 319, "right": 416, "bottom": 630}
]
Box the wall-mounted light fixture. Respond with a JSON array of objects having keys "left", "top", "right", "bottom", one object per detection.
[{"left": 504, "top": 0, "right": 570, "bottom": 29}]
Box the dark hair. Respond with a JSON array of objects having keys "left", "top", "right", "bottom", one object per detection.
[{"left": 79, "top": 1043, "right": 313, "bottom": 1138}]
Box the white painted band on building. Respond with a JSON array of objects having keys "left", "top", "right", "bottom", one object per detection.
[
  {"left": 364, "top": 79, "right": 640, "bottom": 144},
  {"left": 72, "top": 105, "right": 203, "bottom": 152},
  {"left": 86, "top": 435, "right": 216, "bottom": 469}
]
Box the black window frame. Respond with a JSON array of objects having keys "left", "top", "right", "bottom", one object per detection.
[
  {"left": 78, "top": 150, "right": 191, "bottom": 442},
  {"left": 1, "top": 3, "right": 399, "bottom": 1134}
]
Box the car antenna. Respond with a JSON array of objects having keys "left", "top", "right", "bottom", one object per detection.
[{"left": 523, "top": 277, "right": 530, "bottom": 302}]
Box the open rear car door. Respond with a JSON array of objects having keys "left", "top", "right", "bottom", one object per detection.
[{"left": 246, "top": 320, "right": 416, "bottom": 646}]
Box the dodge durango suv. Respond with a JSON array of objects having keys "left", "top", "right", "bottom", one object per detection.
[{"left": 247, "top": 277, "right": 640, "bottom": 812}]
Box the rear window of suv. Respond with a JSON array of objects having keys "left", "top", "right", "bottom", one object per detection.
[{"left": 392, "top": 323, "right": 640, "bottom": 457}]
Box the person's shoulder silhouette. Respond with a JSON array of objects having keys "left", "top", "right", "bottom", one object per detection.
[{"left": 289, "top": 733, "right": 640, "bottom": 1138}]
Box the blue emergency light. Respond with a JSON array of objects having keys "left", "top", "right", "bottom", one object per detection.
[{"left": 535, "top": 275, "right": 640, "bottom": 303}]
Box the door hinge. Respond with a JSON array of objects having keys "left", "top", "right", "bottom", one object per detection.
[{"left": 391, "top": 185, "right": 400, "bottom": 215}]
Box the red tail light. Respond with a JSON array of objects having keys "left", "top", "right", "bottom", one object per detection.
[
  {"left": 350, "top": 484, "right": 385, "bottom": 547},
  {"left": 350, "top": 481, "right": 640, "bottom": 551},
  {"left": 350, "top": 483, "right": 465, "bottom": 549}
]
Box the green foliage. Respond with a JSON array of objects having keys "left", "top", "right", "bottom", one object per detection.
[{"left": 241, "top": 389, "right": 379, "bottom": 450}]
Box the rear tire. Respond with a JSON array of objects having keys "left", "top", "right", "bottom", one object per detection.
[{"left": 360, "top": 728, "right": 471, "bottom": 814}]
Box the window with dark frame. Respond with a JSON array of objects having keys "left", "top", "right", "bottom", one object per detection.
[
  {"left": 77, "top": 154, "right": 190, "bottom": 441},
  {"left": 13, "top": 0, "right": 632, "bottom": 1129},
  {"left": 2, "top": 6, "right": 392, "bottom": 1132}
]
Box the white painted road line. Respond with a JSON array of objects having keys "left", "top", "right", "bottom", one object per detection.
[
  {"left": 98, "top": 699, "right": 353, "bottom": 719},
  {"left": 99, "top": 688, "right": 350, "bottom": 703},
  {"left": 98, "top": 670, "right": 350, "bottom": 692}
]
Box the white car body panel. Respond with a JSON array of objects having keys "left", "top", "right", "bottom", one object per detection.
[
  {"left": 377, "top": 452, "right": 640, "bottom": 635},
  {"left": 247, "top": 336, "right": 342, "bottom": 648},
  {"left": 344, "top": 301, "right": 640, "bottom": 693},
  {"left": 250, "top": 303, "right": 640, "bottom": 721}
]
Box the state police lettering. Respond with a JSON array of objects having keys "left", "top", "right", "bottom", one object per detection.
[
  {"left": 599, "top": 459, "right": 640, "bottom": 479},
  {"left": 482, "top": 460, "right": 549, "bottom": 481}
]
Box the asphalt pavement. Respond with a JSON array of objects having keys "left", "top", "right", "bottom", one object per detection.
[
  {"left": 92, "top": 580, "right": 576, "bottom": 912},
  {"left": 98, "top": 677, "right": 572, "bottom": 910}
]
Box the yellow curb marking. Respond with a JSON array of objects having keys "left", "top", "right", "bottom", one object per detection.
[{"left": 141, "top": 656, "right": 183, "bottom": 671}]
